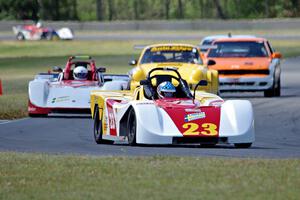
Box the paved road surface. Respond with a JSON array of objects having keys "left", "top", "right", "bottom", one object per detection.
[{"left": 0, "top": 57, "right": 300, "bottom": 158}]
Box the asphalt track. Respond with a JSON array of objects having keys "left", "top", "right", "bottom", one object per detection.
[{"left": 0, "top": 57, "right": 300, "bottom": 158}]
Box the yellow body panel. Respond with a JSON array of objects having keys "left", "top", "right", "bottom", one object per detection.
[{"left": 129, "top": 43, "right": 219, "bottom": 94}]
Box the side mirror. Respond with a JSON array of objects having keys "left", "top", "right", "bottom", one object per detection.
[
  {"left": 197, "top": 80, "right": 208, "bottom": 86},
  {"left": 129, "top": 60, "right": 137, "bottom": 66},
  {"left": 53, "top": 66, "right": 63, "bottom": 72},
  {"left": 272, "top": 52, "right": 282, "bottom": 59},
  {"left": 97, "top": 67, "right": 106, "bottom": 73},
  {"left": 207, "top": 59, "right": 216, "bottom": 66},
  {"left": 140, "top": 79, "right": 149, "bottom": 85}
]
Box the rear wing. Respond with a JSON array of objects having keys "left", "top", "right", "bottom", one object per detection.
[
  {"left": 34, "top": 73, "right": 59, "bottom": 81},
  {"left": 68, "top": 55, "right": 93, "bottom": 62},
  {"left": 133, "top": 45, "right": 148, "bottom": 50},
  {"left": 103, "top": 74, "right": 130, "bottom": 82}
]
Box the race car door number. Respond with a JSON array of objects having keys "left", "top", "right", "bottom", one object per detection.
[{"left": 182, "top": 122, "right": 218, "bottom": 136}]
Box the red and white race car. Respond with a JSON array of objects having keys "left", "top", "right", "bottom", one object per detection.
[
  {"left": 28, "top": 56, "right": 129, "bottom": 117},
  {"left": 12, "top": 22, "right": 73, "bottom": 40},
  {"left": 90, "top": 67, "right": 255, "bottom": 147}
]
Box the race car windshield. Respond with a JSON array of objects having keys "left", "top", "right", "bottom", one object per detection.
[
  {"left": 140, "top": 46, "right": 202, "bottom": 64},
  {"left": 207, "top": 41, "right": 268, "bottom": 58}
]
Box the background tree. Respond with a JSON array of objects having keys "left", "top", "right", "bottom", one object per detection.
[
  {"left": 1, "top": 0, "right": 300, "bottom": 21},
  {"left": 96, "top": 0, "right": 103, "bottom": 20}
]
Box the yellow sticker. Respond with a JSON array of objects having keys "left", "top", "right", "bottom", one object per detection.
[
  {"left": 182, "top": 122, "right": 218, "bottom": 136},
  {"left": 151, "top": 46, "right": 193, "bottom": 52}
]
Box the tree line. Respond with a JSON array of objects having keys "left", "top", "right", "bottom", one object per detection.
[{"left": 1, "top": 0, "right": 300, "bottom": 21}]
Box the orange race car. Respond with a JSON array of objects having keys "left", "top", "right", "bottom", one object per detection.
[{"left": 203, "top": 37, "right": 282, "bottom": 97}]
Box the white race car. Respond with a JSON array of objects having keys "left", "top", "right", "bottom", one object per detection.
[
  {"left": 90, "top": 67, "right": 255, "bottom": 147},
  {"left": 12, "top": 22, "right": 74, "bottom": 40},
  {"left": 28, "top": 56, "right": 129, "bottom": 117}
]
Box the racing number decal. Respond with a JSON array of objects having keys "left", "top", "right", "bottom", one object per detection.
[
  {"left": 201, "top": 123, "right": 218, "bottom": 136},
  {"left": 182, "top": 123, "right": 199, "bottom": 135},
  {"left": 182, "top": 123, "right": 218, "bottom": 136}
]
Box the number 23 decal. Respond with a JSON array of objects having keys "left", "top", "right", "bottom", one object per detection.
[{"left": 182, "top": 123, "right": 218, "bottom": 136}]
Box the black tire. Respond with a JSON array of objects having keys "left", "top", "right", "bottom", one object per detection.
[
  {"left": 45, "top": 33, "right": 53, "bottom": 40},
  {"left": 234, "top": 143, "right": 252, "bottom": 148},
  {"left": 28, "top": 113, "right": 48, "bottom": 118},
  {"left": 127, "top": 109, "right": 137, "bottom": 146},
  {"left": 16, "top": 33, "right": 25, "bottom": 41},
  {"left": 264, "top": 77, "right": 280, "bottom": 97},
  {"left": 274, "top": 78, "right": 281, "bottom": 97},
  {"left": 93, "top": 107, "right": 113, "bottom": 144},
  {"left": 200, "top": 143, "right": 216, "bottom": 148}
]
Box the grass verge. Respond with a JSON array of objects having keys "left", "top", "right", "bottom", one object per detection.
[{"left": 0, "top": 152, "right": 299, "bottom": 200}]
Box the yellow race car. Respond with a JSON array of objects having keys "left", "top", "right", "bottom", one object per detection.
[{"left": 128, "top": 44, "right": 218, "bottom": 94}]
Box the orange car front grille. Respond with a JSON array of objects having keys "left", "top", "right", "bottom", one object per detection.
[{"left": 218, "top": 70, "right": 270, "bottom": 75}]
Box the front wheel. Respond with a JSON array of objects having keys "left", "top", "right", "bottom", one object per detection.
[
  {"left": 28, "top": 113, "right": 48, "bottom": 118},
  {"left": 234, "top": 143, "right": 252, "bottom": 148},
  {"left": 93, "top": 107, "right": 113, "bottom": 144},
  {"left": 264, "top": 77, "right": 280, "bottom": 97},
  {"left": 16, "top": 33, "right": 25, "bottom": 40},
  {"left": 127, "top": 109, "right": 137, "bottom": 146}
]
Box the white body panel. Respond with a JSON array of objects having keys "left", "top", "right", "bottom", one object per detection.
[
  {"left": 12, "top": 26, "right": 74, "bottom": 40},
  {"left": 100, "top": 96, "right": 254, "bottom": 145},
  {"left": 56, "top": 28, "right": 74, "bottom": 40},
  {"left": 29, "top": 75, "right": 127, "bottom": 110}
]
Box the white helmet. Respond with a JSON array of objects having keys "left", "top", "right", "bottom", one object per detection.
[
  {"left": 36, "top": 21, "right": 42, "bottom": 28},
  {"left": 157, "top": 81, "right": 176, "bottom": 98},
  {"left": 73, "top": 66, "right": 88, "bottom": 80}
]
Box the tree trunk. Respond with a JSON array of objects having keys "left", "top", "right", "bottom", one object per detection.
[
  {"left": 178, "top": 0, "right": 184, "bottom": 19},
  {"left": 165, "top": 0, "right": 170, "bottom": 19},
  {"left": 213, "top": 0, "right": 226, "bottom": 19},
  {"left": 108, "top": 0, "right": 114, "bottom": 21},
  {"left": 134, "top": 0, "right": 139, "bottom": 20},
  {"left": 264, "top": 0, "right": 269, "bottom": 18},
  {"left": 198, "top": 0, "right": 204, "bottom": 18},
  {"left": 53, "top": 0, "right": 60, "bottom": 20},
  {"left": 72, "top": 0, "right": 78, "bottom": 20},
  {"left": 96, "top": 0, "right": 103, "bottom": 21}
]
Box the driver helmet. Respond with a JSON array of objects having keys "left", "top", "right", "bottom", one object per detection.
[
  {"left": 36, "top": 21, "right": 42, "bottom": 28},
  {"left": 157, "top": 81, "right": 176, "bottom": 98},
  {"left": 73, "top": 66, "right": 88, "bottom": 80}
]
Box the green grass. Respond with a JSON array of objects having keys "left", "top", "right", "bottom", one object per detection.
[
  {"left": 0, "top": 152, "right": 299, "bottom": 200},
  {"left": 0, "top": 39, "right": 300, "bottom": 119}
]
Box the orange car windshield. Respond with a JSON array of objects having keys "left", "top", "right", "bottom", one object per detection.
[
  {"left": 140, "top": 46, "right": 202, "bottom": 64},
  {"left": 208, "top": 41, "right": 268, "bottom": 58}
]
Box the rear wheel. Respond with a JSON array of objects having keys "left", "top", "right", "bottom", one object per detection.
[
  {"left": 234, "top": 143, "right": 252, "bottom": 148},
  {"left": 93, "top": 107, "right": 113, "bottom": 144},
  {"left": 127, "top": 109, "right": 137, "bottom": 146}
]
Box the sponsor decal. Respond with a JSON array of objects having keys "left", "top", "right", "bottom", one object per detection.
[
  {"left": 106, "top": 99, "right": 118, "bottom": 136},
  {"left": 151, "top": 46, "right": 193, "bottom": 52},
  {"left": 51, "top": 96, "right": 70, "bottom": 103},
  {"left": 136, "top": 102, "right": 154, "bottom": 105},
  {"left": 28, "top": 107, "right": 36, "bottom": 111},
  {"left": 184, "top": 112, "right": 206, "bottom": 122},
  {"left": 231, "top": 65, "right": 240, "bottom": 69},
  {"left": 185, "top": 108, "right": 202, "bottom": 112}
]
